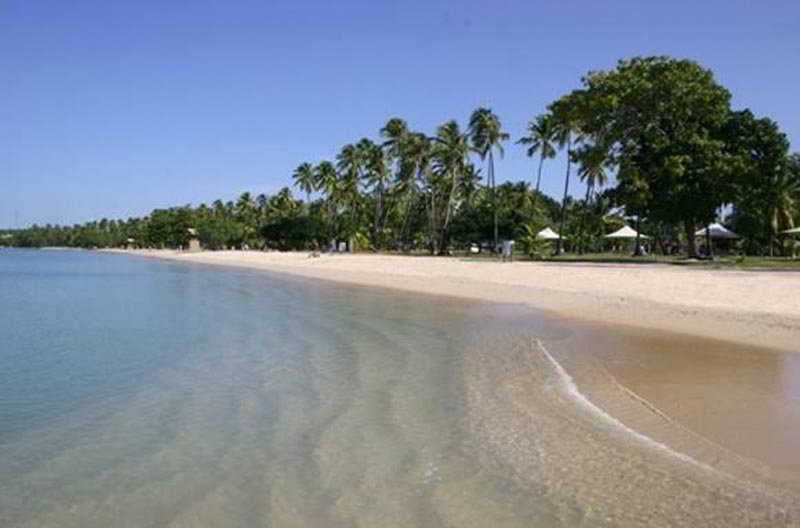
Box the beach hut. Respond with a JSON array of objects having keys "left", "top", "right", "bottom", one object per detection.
[
  {"left": 535, "top": 227, "right": 561, "bottom": 240},
  {"left": 604, "top": 225, "right": 648, "bottom": 254},
  {"left": 604, "top": 225, "right": 648, "bottom": 239},
  {"left": 694, "top": 223, "right": 739, "bottom": 239},
  {"left": 694, "top": 223, "right": 738, "bottom": 257},
  {"left": 125, "top": 237, "right": 136, "bottom": 250},
  {"left": 186, "top": 228, "right": 201, "bottom": 252}
]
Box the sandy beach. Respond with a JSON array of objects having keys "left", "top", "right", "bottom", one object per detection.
[{"left": 113, "top": 249, "right": 800, "bottom": 352}]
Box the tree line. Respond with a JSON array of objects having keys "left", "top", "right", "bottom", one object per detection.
[{"left": 3, "top": 56, "right": 798, "bottom": 258}]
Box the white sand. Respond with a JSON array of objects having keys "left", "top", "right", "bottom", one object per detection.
[{"left": 113, "top": 250, "right": 800, "bottom": 351}]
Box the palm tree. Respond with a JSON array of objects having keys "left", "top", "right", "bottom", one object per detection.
[
  {"left": 771, "top": 155, "right": 800, "bottom": 255},
  {"left": 381, "top": 119, "right": 429, "bottom": 249},
  {"left": 469, "top": 108, "right": 509, "bottom": 250},
  {"left": 360, "top": 139, "right": 390, "bottom": 248},
  {"left": 432, "top": 120, "right": 471, "bottom": 253},
  {"left": 517, "top": 114, "right": 558, "bottom": 206},
  {"left": 269, "top": 187, "right": 301, "bottom": 217},
  {"left": 336, "top": 143, "right": 363, "bottom": 200},
  {"left": 459, "top": 164, "right": 483, "bottom": 210},
  {"left": 292, "top": 162, "right": 316, "bottom": 204},
  {"left": 551, "top": 115, "right": 579, "bottom": 254},
  {"left": 380, "top": 118, "right": 410, "bottom": 162},
  {"left": 386, "top": 129, "right": 432, "bottom": 249},
  {"left": 235, "top": 192, "right": 255, "bottom": 224},
  {"left": 315, "top": 161, "right": 338, "bottom": 200},
  {"left": 336, "top": 143, "right": 370, "bottom": 246},
  {"left": 315, "top": 161, "right": 338, "bottom": 244},
  {"left": 576, "top": 144, "right": 609, "bottom": 253},
  {"left": 256, "top": 193, "right": 269, "bottom": 224}
]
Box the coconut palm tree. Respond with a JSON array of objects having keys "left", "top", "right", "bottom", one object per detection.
[
  {"left": 576, "top": 144, "right": 610, "bottom": 253},
  {"left": 256, "top": 193, "right": 269, "bottom": 224},
  {"left": 336, "top": 143, "right": 367, "bottom": 244},
  {"left": 432, "top": 120, "right": 471, "bottom": 253},
  {"left": 360, "top": 139, "right": 390, "bottom": 248},
  {"left": 336, "top": 143, "right": 363, "bottom": 200},
  {"left": 551, "top": 114, "right": 580, "bottom": 254},
  {"left": 469, "top": 108, "right": 509, "bottom": 251},
  {"left": 315, "top": 161, "right": 338, "bottom": 200},
  {"left": 235, "top": 192, "right": 256, "bottom": 225},
  {"left": 517, "top": 114, "right": 558, "bottom": 201},
  {"left": 380, "top": 118, "right": 411, "bottom": 162},
  {"left": 771, "top": 155, "right": 800, "bottom": 254},
  {"left": 390, "top": 131, "right": 432, "bottom": 249},
  {"left": 292, "top": 162, "right": 316, "bottom": 204},
  {"left": 314, "top": 161, "right": 338, "bottom": 242}
]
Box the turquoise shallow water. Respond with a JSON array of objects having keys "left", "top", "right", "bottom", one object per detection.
[
  {"left": 1, "top": 249, "right": 799, "bottom": 527},
  {"left": 0, "top": 249, "right": 513, "bottom": 526}
]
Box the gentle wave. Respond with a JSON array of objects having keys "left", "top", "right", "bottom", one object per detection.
[{"left": 534, "top": 338, "right": 722, "bottom": 475}]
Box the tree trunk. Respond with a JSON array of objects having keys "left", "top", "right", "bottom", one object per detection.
[
  {"left": 535, "top": 153, "right": 545, "bottom": 195},
  {"left": 440, "top": 168, "right": 459, "bottom": 254},
  {"left": 531, "top": 153, "right": 545, "bottom": 218},
  {"left": 577, "top": 183, "right": 592, "bottom": 255},
  {"left": 491, "top": 150, "right": 498, "bottom": 251},
  {"left": 633, "top": 215, "right": 643, "bottom": 256},
  {"left": 429, "top": 182, "right": 438, "bottom": 255},
  {"left": 399, "top": 189, "right": 414, "bottom": 250},
  {"left": 374, "top": 185, "right": 381, "bottom": 249},
  {"left": 655, "top": 229, "right": 667, "bottom": 255},
  {"left": 557, "top": 134, "right": 572, "bottom": 254},
  {"left": 398, "top": 172, "right": 419, "bottom": 250},
  {"left": 684, "top": 220, "right": 698, "bottom": 258}
]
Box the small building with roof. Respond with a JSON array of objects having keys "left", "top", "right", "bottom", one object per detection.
[{"left": 186, "top": 228, "right": 201, "bottom": 252}]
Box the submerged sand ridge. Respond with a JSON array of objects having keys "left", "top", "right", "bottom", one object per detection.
[
  {"left": 110, "top": 251, "right": 800, "bottom": 474},
  {"left": 110, "top": 250, "right": 800, "bottom": 351},
  {"left": 98, "top": 249, "right": 800, "bottom": 524}
]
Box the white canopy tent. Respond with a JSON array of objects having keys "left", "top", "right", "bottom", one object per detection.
[
  {"left": 536, "top": 227, "right": 561, "bottom": 240},
  {"left": 604, "top": 225, "right": 648, "bottom": 239},
  {"left": 694, "top": 223, "right": 738, "bottom": 239}
]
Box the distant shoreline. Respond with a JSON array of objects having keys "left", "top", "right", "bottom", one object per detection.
[{"left": 105, "top": 249, "right": 800, "bottom": 352}]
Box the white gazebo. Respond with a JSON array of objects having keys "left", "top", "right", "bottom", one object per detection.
[
  {"left": 694, "top": 223, "right": 738, "bottom": 239},
  {"left": 604, "top": 225, "right": 648, "bottom": 239},
  {"left": 536, "top": 227, "right": 561, "bottom": 240}
]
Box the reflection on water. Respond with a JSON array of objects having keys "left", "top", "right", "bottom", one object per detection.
[{"left": 0, "top": 250, "right": 799, "bottom": 527}]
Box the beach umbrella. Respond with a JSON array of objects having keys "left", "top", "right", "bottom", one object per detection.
[
  {"left": 694, "top": 223, "right": 738, "bottom": 239},
  {"left": 604, "top": 225, "right": 648, "bottom": 239},
  {"left": 535, "top": 227, "right": 561, "bottom": 240}
]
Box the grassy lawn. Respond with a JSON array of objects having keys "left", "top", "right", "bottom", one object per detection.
[
  {"left": 550, "top": 253, "right": 800, "bottom": 270},
  {"left": 364, "top": 249, "right": 800, "bottom": 270},
  {"left": 451, "top": 251, "right": 800, "bottom": 270}
]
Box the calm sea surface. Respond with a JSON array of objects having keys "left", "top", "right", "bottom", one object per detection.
[{"left": 1, "top": 249, "right": 799, "bottom": 527}]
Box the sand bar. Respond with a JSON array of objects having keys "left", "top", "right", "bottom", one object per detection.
[{"left": 110, "top": 249, "right": 799, "bottom": 352}]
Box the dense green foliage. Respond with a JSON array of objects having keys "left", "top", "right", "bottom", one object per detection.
[{"left": 4, "top": 56, "right": 797, "bottom": 257}]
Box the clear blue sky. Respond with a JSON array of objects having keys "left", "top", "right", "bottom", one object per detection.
[{"left": 2, "top": 0, "right": 798, "bottom": 227}]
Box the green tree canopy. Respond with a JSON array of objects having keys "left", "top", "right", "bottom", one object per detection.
[{"left": 550, "top": 56, "right": 737, "bottom": 255}]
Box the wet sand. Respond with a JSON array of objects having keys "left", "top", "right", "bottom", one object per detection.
[{"left": 465, "top": 332, "right": 800, "bottom": 526}]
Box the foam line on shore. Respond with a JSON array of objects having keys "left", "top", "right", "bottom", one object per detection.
[{"left": 534, "top": 338, "right": 723, "bottom": 476}]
